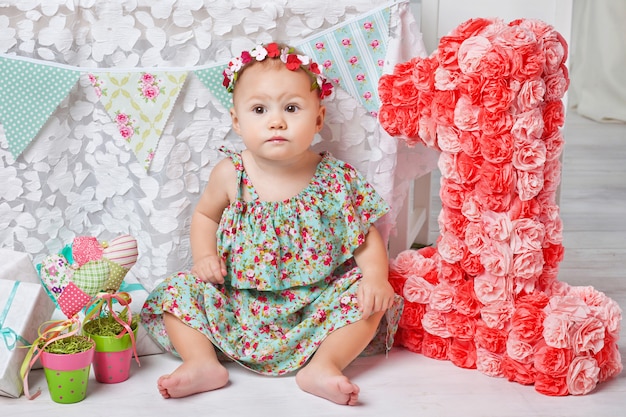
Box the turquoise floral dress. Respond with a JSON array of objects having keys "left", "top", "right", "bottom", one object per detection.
[{"left": 141, "top": 149, "right": 403, "bottom": 375}]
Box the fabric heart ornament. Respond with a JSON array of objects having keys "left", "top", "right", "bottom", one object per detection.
[
  {"left": 37, "top": 234, "right": 139, "bottom": 319},
  {"left": 102, "top": 234, "right": 138, "bottom": 270},
  {"left": 38, "top": 255, "right": 96, "bottom": 318},
  {"left": 39, "top": 255, "right": 111, "bottom": 318}
]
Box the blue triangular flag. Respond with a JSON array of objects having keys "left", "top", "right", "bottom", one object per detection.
[
  {"left": 194, "top": 64, "right": 232, "bottom": 110},
  {"left": 0, "top": 56, "right": 80, "bottom": 158}
]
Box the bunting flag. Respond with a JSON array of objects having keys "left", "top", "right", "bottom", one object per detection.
[
  {"left": 298, "top": 6, "right": 390, "bottom": 115},
  {"left": 195, "top": 64, "right": 232, "bottom": 110},
  {"left": 88, "top": 71, "right": 188, "bottom": 171},
  {"left": 0, "top": 3, "right": 393, "bottom": 168},
  {"left": 0, "top": 56, "right": 80, "bottom": 158}
]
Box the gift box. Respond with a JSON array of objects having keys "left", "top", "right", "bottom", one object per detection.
[
  {"left": 0, "top": 250, "right": 40, "bottom": 284},
  {"left": 0, "top": 280, "right": 56, "bottom": 398}
]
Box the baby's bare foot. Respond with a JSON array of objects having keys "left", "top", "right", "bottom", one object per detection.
[
  {"left": 296, "top": 364, "right": 360, "bottom": 405},
  {"left": 158, "top": 360, "right": 229, "bottom": 399}
]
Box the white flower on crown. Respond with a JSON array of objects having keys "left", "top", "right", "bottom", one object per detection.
[
  {"left": 251, "top": 45, "right": 268, "bottom": 61},
  {"left": 229, "top": 56, "right": 245, "bottom": 73}
]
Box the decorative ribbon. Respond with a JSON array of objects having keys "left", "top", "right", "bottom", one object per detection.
[
  {"left": 119, "top": 281, "right": 145, "bottom": 293},
  {"left": 0, "top": 281, "right": 31, "bottom": 350},
  {"left": 83, "top": 291, "right": 141, "bottom": 366},
  {"left": 19, "top": 315, "right": 82, "bottom": 400}
]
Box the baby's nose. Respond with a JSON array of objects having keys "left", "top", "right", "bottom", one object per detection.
[{"left": 268, "top": 112, "right": 286, "bottom": 129}]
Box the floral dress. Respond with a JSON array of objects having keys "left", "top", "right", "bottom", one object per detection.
[{"left": 141, "top": 149, "right": 403, "bottom": 375}]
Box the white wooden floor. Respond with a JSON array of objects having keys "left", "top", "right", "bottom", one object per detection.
[{"left": 2, "top": 111, "right": 625, "bottom": 416}]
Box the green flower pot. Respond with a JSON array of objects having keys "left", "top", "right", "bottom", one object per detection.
[{"left": 40, "top": 337, "right": 95, "bottom": 404}]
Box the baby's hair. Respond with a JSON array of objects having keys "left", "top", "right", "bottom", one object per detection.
[{"left": 222, "top": 42, "right": 333, "bottom": 99}]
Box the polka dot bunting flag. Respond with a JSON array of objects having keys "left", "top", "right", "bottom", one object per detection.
[
  {"left": 0, "top": 56, "right": 80, "bottom": 158},
  {"left": 194, "top": 64, "right": 232, "bottom": 110}
]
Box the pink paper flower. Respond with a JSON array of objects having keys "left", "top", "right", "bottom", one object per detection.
[
  {"left": 571, "top": 317, "right": 606, "bottom": 355},
  {"left": 422, "top": 310, "right": 452, "bottom": 338},
  {"left": 474, "top": 271, "right": 508, "bottom": 304},
  {"left": 429, "top": 283, "right": 456, "bottom": 312},
  {"left": 567, "top": 356, "right": 600, "bottom": 395},
  {"left": 511, "top": 218, "right": 545, "bottom": 254},
  {"left": 476, "top": 348, "right": 504, "bottom": 377},
  {"left": 437, "top": 232, "right": 466, "bottom": 263},
  {"left": 480, "top": 300, "right": 514, "bottom": 330},
  {"left": 403, "top": 275, "right": 435, "bottom": 304},
  {"left": 480, "top": 240, "right": 513, "bottom": 277}
]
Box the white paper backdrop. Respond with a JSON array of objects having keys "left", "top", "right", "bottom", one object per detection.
[{"left": 0, "top": 0, "right": 437, "bottom": 291}]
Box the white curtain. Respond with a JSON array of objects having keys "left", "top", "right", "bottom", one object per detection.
[{"left": 569, "top": 0, "right": 626, "bottom": 123}]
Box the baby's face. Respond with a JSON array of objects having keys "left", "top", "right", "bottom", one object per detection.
[{"left": 230, "top": 62, "right": 325, "bottom": 162}]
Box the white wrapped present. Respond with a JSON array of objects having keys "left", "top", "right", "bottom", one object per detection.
[
  {"left": 0, "top": 250, "right": 40, "bottom": 284},
  {"left": 0, "top": 280, "right": 55, "bottom": 398}
]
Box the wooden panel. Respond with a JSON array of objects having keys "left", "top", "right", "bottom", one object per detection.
[{"left": 420, "top": 0, "right": 573, "bottom": 54}]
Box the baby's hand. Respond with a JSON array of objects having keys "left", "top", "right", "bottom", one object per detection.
[
  {"left": 356, "top": 276, "right": 395, "bottom": 319},
  {"left": 191, "top": 254, "right": 227, "bottom": 284}
]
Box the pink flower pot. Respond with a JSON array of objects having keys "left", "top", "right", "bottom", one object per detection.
[{"left": 83, "top": 325, "right": 138, "bottom": 384}]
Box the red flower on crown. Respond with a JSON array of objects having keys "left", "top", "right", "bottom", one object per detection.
[
  {"left": 285, "top": 54, "right": 303, "bottom": 71},
  {"left": 266, "top": 43, "right": 281, "bottom": 58},
  {"left": 241, "top": 51, "right": 252, "bottom": 64}
]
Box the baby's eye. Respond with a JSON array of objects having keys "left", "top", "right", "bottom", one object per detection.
[
  {"left": 285, "top": 104, "right": 299, "bottom": 113},
  {"left": 253, "top": 106, "right": 266, "bottom": 114}
]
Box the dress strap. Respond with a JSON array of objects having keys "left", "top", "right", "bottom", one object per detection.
[{"left": 219, "top": 147, "right": 258, "bottom": 201}]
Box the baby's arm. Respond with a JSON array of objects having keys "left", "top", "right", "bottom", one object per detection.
[
  {"left": 353, "top": 225, "right": 395, "bottom": 319},
  {"left": 189, "top": 158, "right": 236, "bottom": 284}
]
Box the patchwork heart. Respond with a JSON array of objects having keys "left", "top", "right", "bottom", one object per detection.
[{"left": 37, "top": 234, "right": 139, "bottom": 319}]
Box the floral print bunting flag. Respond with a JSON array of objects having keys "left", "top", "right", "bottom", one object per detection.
[
  {"left": 88, "top": 71, "right": 188, "bottom": 171},
  {"left": 298, "top": 6, "right": 390, "bottom": 116}
]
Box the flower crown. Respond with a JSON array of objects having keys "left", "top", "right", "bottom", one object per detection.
[{"left": 222, "top": 43, "right": 333, "bottom": 99}]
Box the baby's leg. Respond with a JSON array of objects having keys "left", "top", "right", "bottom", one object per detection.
[
  {"left": 296, "top": 311, "right": 383, "bottom": 405},
  {"left": 158, "top": 312, "right": 229, "bottom": 399}
]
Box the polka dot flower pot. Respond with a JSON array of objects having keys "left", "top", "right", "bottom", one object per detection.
[
  {"left": 83, "top": 322, "right": 138, "bottom": 384},
  {"left": 40, "top": 338, "right": 95, "bottom": 404}
]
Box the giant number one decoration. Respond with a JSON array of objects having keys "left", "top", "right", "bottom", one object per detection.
[{"left": 378, "top": 17, "right": 622, "bottom": 396}]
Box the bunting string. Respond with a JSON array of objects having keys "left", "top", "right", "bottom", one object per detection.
[{"left": 0, "top": 3, "right": 393, "bottom": 171}]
